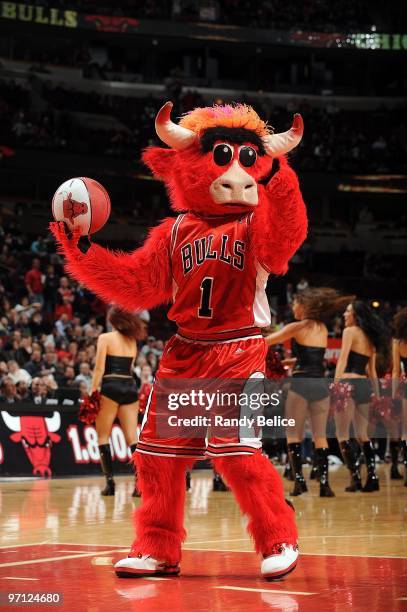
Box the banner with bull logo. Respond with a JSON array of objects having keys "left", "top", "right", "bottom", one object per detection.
[{"left": 0, "top": 407, "right": 136, "bottom": 477}]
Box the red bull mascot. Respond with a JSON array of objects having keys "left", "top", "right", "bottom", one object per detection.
[{"left": 51, "top": 101, "right": 307, "bottom": 580}]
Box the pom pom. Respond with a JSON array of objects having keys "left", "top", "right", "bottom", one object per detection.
[
  {"left": 379, "top": 373, "right": 392, "bottom": 394},
  {"left": 265, "top": 349, "right": 287, "bottom": 380},
  {"left": 370, "top": 374, "right": 400, "bottom": 424},
  {"left": 370, "top": 395, "right": 394, "bottom": 424},
  {"left": 78, "top": 390, "right": 101, "bottom": 425},
  {"left": 329, "top": 380, "right": 352, "bottom": 413}
]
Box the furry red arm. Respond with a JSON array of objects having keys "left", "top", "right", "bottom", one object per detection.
[
  {"left": 250, "top": 159, "right": 308, "bottom": 275},
  {"left": 49, "top": 218, "right": 175, "bottom": 311}
]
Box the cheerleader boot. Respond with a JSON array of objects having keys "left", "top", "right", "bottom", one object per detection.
[
  {"left": 309, "top": 442, "right": 318, "bottom": 480},
  {"left": 315, "top": 447, "right": 335, "bottom": 497},
  {"left": 213, "top": 453, "right": 298, "bottom": 580},
  {"left": 310, "top": 443, "right": 319, "bottom": 480},
  {"left": 362, "top": 441, "right": 380, "bottom": 492},
  {"left": 283, "top": 463, "right": 294, "bottom": 481},
  {"left": 287, "top": 443, "right": 307, "bottom": 496},
  {"left": 339, "top": 440, "right": 362, "bottom": 492},
  {"left": 99, "top": 444, "right": 115, "bottom": 496},
  {"left": 213, "top": 471, "right": 229, "bottom": 491},
  {"left": 390, "top": 440, "right": 402, "bottom": 480},
  {"left": 130, "top": 444, "right": 141, "bottom": 497},
  {"left": 401, "top": 440, "right": 407, "bottom": 486}
]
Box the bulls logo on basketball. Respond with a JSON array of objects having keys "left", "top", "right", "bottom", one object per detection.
[
  {"left": 63, "top": 192, "right": 88, "bottom": 223},
  {"left": 52, "top": 177, "right": 111, "bottom": 236},
  {"left": 1, "top": 412, "right": 61, "bottom": 477}
]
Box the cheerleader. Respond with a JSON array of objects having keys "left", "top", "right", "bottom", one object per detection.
[
  {"left": 92, "top": 307, "right": 146, "bottom": 496},
  {"left": 392, "top": 307, "right": 407, "bottom": 486},
  {"left": 334, "top": 300, "right": 388, "bottom": 492},
  {"left": 266, "top": 288, "right": 350, "bottom": 497}
]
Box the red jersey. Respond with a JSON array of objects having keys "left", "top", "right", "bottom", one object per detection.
[
  {"left": 25, "top": 268, "right": 43, "bottom": 294},
  {"left": 167, "top": 213, "right": 270, "bottom": 340}
]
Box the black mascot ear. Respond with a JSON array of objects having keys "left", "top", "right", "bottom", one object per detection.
[{"left": 142, "top": 147, "right": 177, "bottom": 180}]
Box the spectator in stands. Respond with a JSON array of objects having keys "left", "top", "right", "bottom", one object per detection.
[
  {"left": 55, "top": 277, "right": 74, "bottom": 318},
  {"left": 66, "top": 340, "right": 78, "bottom": 360},
  {"left": 75, "top": 362, "right": 92, "bottom": 391},
  {"left": 42, "top": 350, "right": 58, "bottom": 376},
  {"left": 78, "top": 380, "right": 89, "bottom": 399},
  {"left": 24, "top": 258, "right": 44, "bottom": 305},
  {"left": 7, "top": 359, "right": 32, "bottom": 385},
  {"left": 140, "top": 363, "right": 154, "bottom": 384},
  {"left": 41, "top": 373, "right": 58, "bottom": 393},
  {"left": 16, "top": 380, "right": 30, "bottom": 400},
  {"left": 43, "top": 264, "right": 60, "bottom": 316},
  {"left": 59, "top": 364, "right": 77, "bottom": 387},
  {"left": 0, "top": 377, "right": 18, "bottom": 403},
  {"left": 14, "top": 334, "right": 32, "bottom": 365},
  {"left": 55, "top": 312, "right": 71, "bottom": 337},
  {"left": 55, "top": 295, "right": 73, "bottom": 320},
  {"left": 30, "top": 236, "right": 47, "bottom": 258},
  {"left": 24, "top": 348, "right": 43, "bottom": 377},
  {"left": 29, "top": 311, "right": 45, "bottom": 337},
  {"left": 141, "top": 336, "right": 159, "bottom": 356},
  {"left": 145, "top": 351, "right": 158, "bottom": 372},
  {"left": 154, "top": 339, "right": 164, "bottom": 357},
  {"left": 134, "top": 353, "right": 147, "bottom": 380},
  {"left": 14, "top": 296, "right": 41, "bottom": 319},
  {"left": 30, "top": 377, "right": 50, "bottom": 403},
  {"left": 57, "top": 276, "right": 73, "bottom": 302}
]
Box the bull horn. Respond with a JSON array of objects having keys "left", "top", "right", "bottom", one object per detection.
[
  {"left": 262, "top": 114, "right": 304, "bottom": 157},
  {"left": 1, "top": 411, "right": 21, "bottom": 432},
  {"left": 45, "top": 412, "right": 61, "bottom": 432},
  {"left": 155, "top": 101, "right": 197, "bottom": 150}
]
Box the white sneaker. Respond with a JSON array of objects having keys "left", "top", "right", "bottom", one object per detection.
[
  {"left": 114, "top": 554, "right": 180, "bottom": 578},
  {"left": 261, "top": 544, "right": 299, "bottom": 580}
]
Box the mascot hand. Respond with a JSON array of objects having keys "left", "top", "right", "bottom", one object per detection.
[
  {"left": 49, "top": 221, "right": 84, "bottom": 257},
  {"left": 266, "top": 160, "right": 300, "bottom": 199}
]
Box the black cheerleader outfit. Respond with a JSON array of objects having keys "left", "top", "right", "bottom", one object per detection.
[
  {"left": 101, "top": 355, "right": 139, "bottom": 405},
  {"left": 343, "top": 350, "right": 371, "bottom": 405},
  {"left": 290, "top": 339, "right": 328, "bottom": 402}
]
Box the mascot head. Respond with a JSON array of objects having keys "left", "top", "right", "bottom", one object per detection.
[{"left": 143, "top": 101, "right": 303, "bottom": 216}]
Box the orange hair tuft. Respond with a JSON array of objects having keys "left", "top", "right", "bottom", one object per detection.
[{"left": 179, "top": 104, "right": 273, "bottom": 137}]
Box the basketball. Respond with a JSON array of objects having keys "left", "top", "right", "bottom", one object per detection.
[{"left": 52, "top": 177, "right": 111, "bottom": 236}]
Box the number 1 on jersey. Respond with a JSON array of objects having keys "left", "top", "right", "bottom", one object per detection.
[{"left": 198, "top": 277, "right": 214, "bottom": 318}]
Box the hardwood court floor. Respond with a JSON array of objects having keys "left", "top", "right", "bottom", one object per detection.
[{"left": 0, "top": 465, "right": 406, "bottom": 611}]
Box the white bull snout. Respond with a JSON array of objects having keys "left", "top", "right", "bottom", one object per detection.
[{"left": 210, "top": 160, "right": 258, "bottom": 206}]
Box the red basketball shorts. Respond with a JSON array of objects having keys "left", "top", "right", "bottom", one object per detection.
[{"left": 137, "top": 334, "right": 267, "bottom": 458}]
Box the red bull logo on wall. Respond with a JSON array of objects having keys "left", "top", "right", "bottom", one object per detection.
[
  {"left": 0, "top": 408, "right": 138, "bottom": 477},
  {"left": 1, "top": 412, "right": 61, "bottom": 477}
]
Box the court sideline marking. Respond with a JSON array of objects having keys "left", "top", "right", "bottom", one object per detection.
[
  {"left": 3, "top": 577, "right": 39, "bottom": 581},
  {"left": 215, "top": 586, "right": 316, "bottom": 595},
  {"left": 0, "top": 549, "right": 129, "bottom": 569}
]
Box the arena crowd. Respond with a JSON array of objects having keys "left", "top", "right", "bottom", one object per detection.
[{"left": 0, "top": 78, "right": 405, "bottom": 174}]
